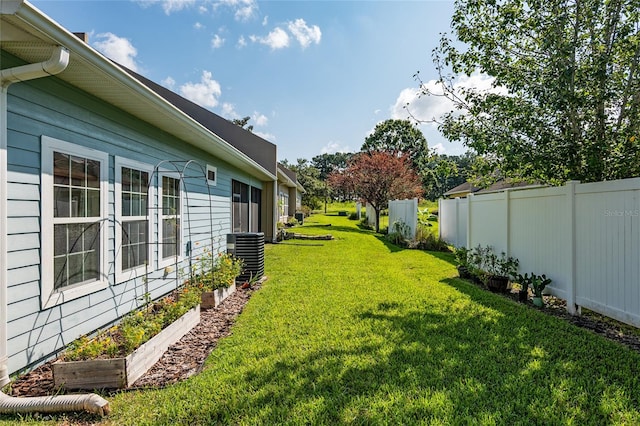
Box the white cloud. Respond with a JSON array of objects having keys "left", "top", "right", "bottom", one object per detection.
[
  {"left": 211, "top": 34, "right": 225, "bottom": 48},
  {"left": 237, "top": 35, "right": 247, "bottom": 48},
  {"left": 287, "top": 19, "right": 321, "bottom": 49},
  {"left": 432, "top": 143, "right": 446, "bottom": 154},
  {"left": 179, "top": 70, "right": 222, "bottom": 108},
  {"left": 321, "top": 141, "right": 352, "bottom": 154},
  {"left": 255, "top": 131, "right": 275, "bottom": 141},
  {"left": 252, "top": 112, "right": 268, "bottom": 126},
  {"left": 262, "top": 16, "right": 268, "bottom": 26},
  {"left": 251, "top": 27, "right": 290, "bottom": 50},
  {"left": 391, "top": 72, "right": 503, "bottom": 124},
  {"left": 387, "top": 72, "right": 505, "bottom": 155},
  {"left": 221, "top": 102, "right": 240, "bottom": 119},
  {"left": 93, "top": 32, "right": 140, "bottom": 72},
  {"left": 217, "top": 0, "right": 258, "bottom": 21},
  {"left": 194, "top": 22, "right": 204, "bottom": 30},
  {"left": 198, "top": 4, "right": 208, "bottom": 13},
  {"left": 161, "top": 0, "right": 196, "bottom": 14},
  {"left": 162, "top": 76, "right": 176, "bottom": 90},
  {"left": 249, "top": 19, "right": 320, "bottom": 51}
]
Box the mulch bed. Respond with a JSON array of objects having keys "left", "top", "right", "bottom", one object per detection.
[
  {"left": 6, "top": 281, "right": 263, "bottom": 398},
  {"left": 496, "top": 283, "right": 640, "bottom": 352}
]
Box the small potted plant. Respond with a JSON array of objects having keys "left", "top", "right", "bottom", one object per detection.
[
  {"left": 484, "top": 250, "right": 519, "bottom": 293},
  {"left": 530, "top": 274, "right": 552, "bottom": 307},
  {"left": 515, "top": 273, "right": 531, "bottom": 302},
  {"left": 467, "top": 245, "right": 491, "bottom": 285},
  {"left": 454, "top": 246, "right": 472, "bottom": 279}
]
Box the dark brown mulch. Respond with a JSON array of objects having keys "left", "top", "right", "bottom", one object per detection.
[
  {"left": 499, "top": 284, "right": 640, "bottom": 353},
  {"left": 6, "top": 280, "right": 263, "bottom": 398}
]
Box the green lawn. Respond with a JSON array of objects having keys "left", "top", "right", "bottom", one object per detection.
[{"left": 4, "top": 213, "right": 640, "bottom": 425}]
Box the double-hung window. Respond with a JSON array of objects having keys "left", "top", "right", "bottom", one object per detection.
[
  {"left": 279, "top": 192, "right": 289, "bottom": 221},
  {"left": 41, "top": 136, "right": 109, "bottom": 308},
  {"left": 115, "top": 158, "right": 152, "bottom": 283},
  {"left": 159, "top": 174, "right": 182, "bottom": 265}
]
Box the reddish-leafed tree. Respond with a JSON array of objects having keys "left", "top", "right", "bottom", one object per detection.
[{"left": 328, "top": 151, "right": 423, "bottom": 232}]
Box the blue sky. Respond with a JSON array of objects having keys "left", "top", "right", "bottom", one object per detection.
[{"left": 31, "top": 0, "right": 475, "bottom": 162}]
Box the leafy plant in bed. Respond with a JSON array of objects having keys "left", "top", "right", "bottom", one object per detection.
[
  {"left": 53, "top": 286, "right": 201, "bottom": 390},
  {"left": 191, "top": 251, "right": 244, "bottom": 309},
  {"left": 514, "top": 272, "right": 552, "bottom": 306},
  {"left": 467, "top": 245, "right": 519, "bottom": 292},
  {"left": 454, "top": 246, "right": 472, "bottom": 279}
]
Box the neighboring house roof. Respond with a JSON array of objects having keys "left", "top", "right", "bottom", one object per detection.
[
  {"left": 0, "top": 0, "right": 275, "bottom": 181},
  {"left": 443, "top": 181, "right": 481, "bottom": 198},
  {"left": 120, "top": 66, "right": 277, "bottom": 177},
  {"left": 277, "top": 163, "right": 305, "bottom": 193},
  {"left": 476, "top": 179, "right": 545, "bottom": 194}
]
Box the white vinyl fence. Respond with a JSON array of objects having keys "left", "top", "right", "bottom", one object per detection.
[
  {"left": 388, "top": 198, "right": 418, "bottom": 239},
  {"left": 439, "top": 178, "right": 640, "bottom": 327},
  {"left": 366, "top": 204, "right": 376, "bottom": 228}
]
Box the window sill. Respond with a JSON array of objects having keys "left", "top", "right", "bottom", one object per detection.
[{"left": 41, "top": 279, "right": 109, "bottom": 309}]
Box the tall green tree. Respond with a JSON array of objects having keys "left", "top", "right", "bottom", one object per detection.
[
  {"left": 421, "top": 0, "right": 640, "bottom": 184},
  {"left": 282, "top": 158, "right": 323, "bottom": 211},
  {"left": 311, "top": 153, "right": 354, "bottom": 212},
  {"left": 422, "top": 152, "right": 477, "bottom": 200},
  {"left": 230, "top": 116, "right": 254, "bottom": 132},
  {"left": 362, "top": 119, "right": 433, "bottom": 172}
]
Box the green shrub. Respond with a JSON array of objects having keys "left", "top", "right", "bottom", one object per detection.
[
  {"left": 385, "top": 231, "right": 406, "bottom": 247},
  {"left": 411, "top": 224, "right": 450, "bottom": 252}
]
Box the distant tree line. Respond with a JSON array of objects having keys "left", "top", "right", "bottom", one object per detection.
[{"left": 280, "top": 119, "right": 477, "bottom": 215}]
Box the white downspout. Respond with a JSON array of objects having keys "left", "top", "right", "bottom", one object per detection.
[
  {"left": 1, "top": 43, "right": 69, "bottom": 389},
  {"left": 0, "top": 46, "right": 108, "bottom": 416}
]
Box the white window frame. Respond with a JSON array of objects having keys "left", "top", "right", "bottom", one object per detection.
[
  {"left": 115, "top": 157, "right": 153, "bottom": 284},
  {"left": 279, "top": 191, "right": 289, "bottom": 222},
  {"left": 158, "top": 171, "right": 183, "bottom": 269},
  {"left": 206, "top": 164, "right": 217, "bottom": 186},
  {"left": 40, "top": 136, "right": 109, "bottom": 309}
]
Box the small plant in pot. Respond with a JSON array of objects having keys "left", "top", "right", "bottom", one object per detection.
[
  {"left": 453, "top": 246, "right": 472, "bottom": 279},
  {"left": 530, "top": 274, "right": 552, "bottom": 307},
  {"left": 484, "top": 250, "right": 519, "bottom": 293},
  {"left": 467, "top": 245, "right": 492, "bottom": 285},
  {"left": 515, "top": 273, "right": 532, "bottom": 302}
]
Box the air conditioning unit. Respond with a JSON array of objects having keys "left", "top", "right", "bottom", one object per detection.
[{"left": 227, "top": 232, "right": 265, "bottom": 282}]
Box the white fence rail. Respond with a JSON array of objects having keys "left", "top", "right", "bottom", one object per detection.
[
  {"left": 388, "top": 198, "right": 418, "bottom": 239},
  {"left": 439, "top": 178, "right": 640, "bottom": 328},
  {"left": 366, "top": 204, "right": 376, "bottom": 228}
]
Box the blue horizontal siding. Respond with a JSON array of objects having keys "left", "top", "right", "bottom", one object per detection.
[
  {"left": 6, "top": 280, "right": 39, "bottom": 305},
  {"left": 7, "top": 233, "right": 39, "bottom": 252},
  {"left": 7, "top": 249, "right": 39, "bottom": 269},
  {"left": 6, "top": 266, "right": 39, "bottom": 288},
  {"left": 7, "top": 182, "right": 39, "bottom": 200},
  {"left": 4, "top": 65, "right": 262, "bottom": 375}
]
